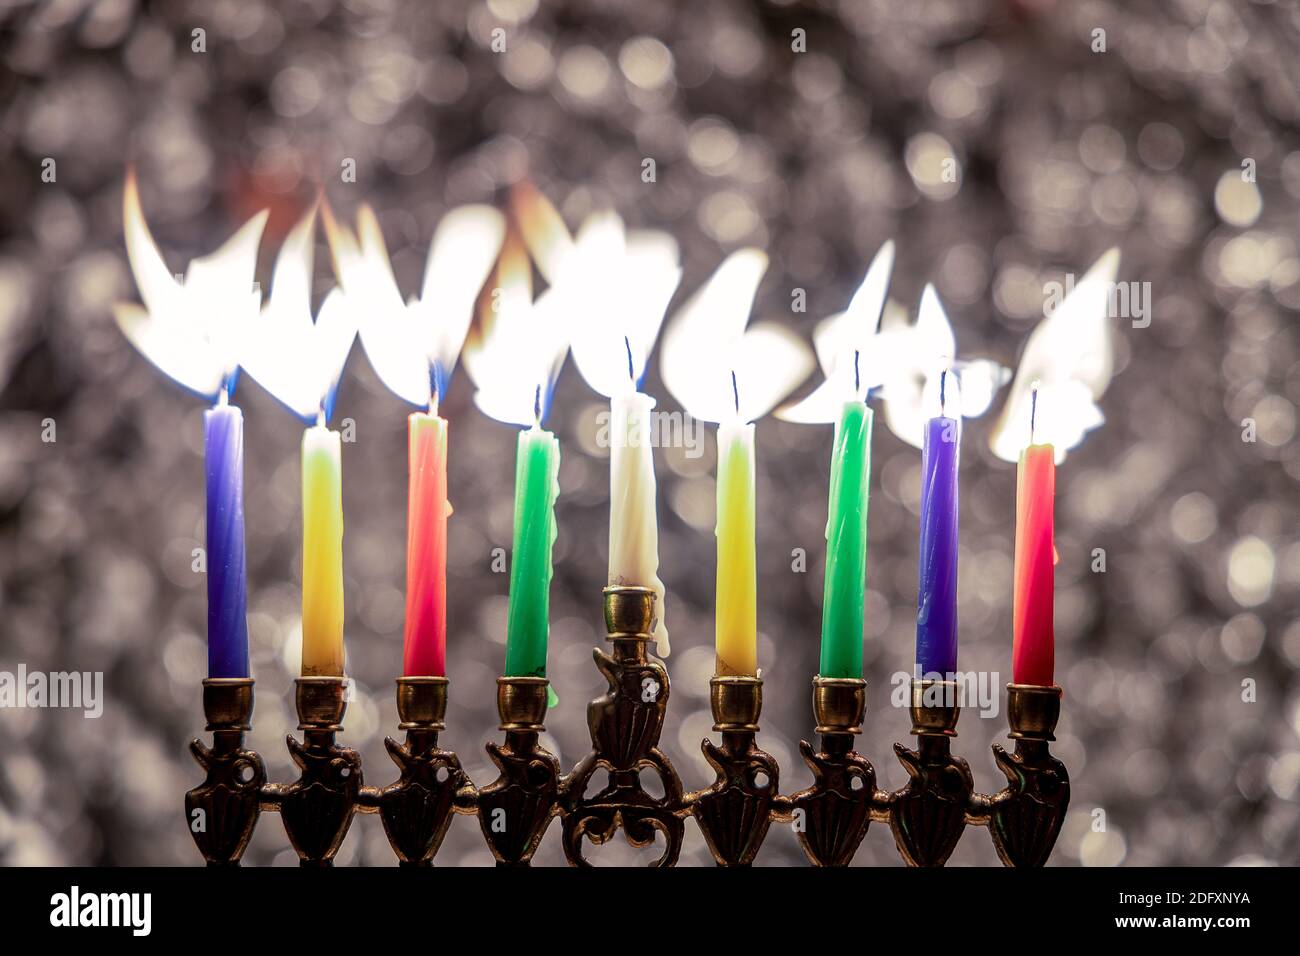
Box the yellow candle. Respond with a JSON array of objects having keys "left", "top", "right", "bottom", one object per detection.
[
  {"left": 302, "top": 424, "right": 344, "bottom": 676},
  {"left": 715, "top": 419, "right": 757, "bottom": 677}
]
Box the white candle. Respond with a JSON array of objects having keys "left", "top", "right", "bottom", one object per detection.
[{"left": 608, "top": 390, "right": 668, "bottom": 655}]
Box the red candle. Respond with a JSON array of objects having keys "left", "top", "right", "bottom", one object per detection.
[
  {"left": 403, "top": 410, "right": 450, "bottom": 676},
  {"left": 1012, "top": 441, "right": 1055, "bottom": 686}
]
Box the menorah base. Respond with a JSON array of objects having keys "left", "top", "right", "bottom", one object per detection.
[{"left": 186, "top": 595, "right": 1070, "bottom": 867}]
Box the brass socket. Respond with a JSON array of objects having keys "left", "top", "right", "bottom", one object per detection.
[
  {"left": 812, "top": 677, "right": 866, "bottom": 735},
  {"left": 1006, "top": 683, "right": 1062, "bottom": 741},
  {"left": 710, "top": 675, "right": 763, "bottom": 733},
  {"left": 295, "top": 676, "right": 348, "bottom": 731},
  {"left": 202, "top": 677, "right": 254, "bottom": 732},
  {"left": 909, "top": 678, "right": 959, "bottom": 737},
  {"left": 603, "top": 585, "right": 656, "bottom": 641},
  {"left": 497, "top": 676, "right": 549, "bottom": 732},
  {"left": 395, "top": 676, "right": 448, "bottom": 732}
]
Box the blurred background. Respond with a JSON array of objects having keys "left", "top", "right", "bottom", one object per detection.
[{"left": 1, "top": 0, "right": 1299, "bottom": 867}]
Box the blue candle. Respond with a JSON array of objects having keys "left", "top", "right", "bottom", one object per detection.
[
  {"left": 204, "top": 401, "right": 250, "bottom": 678},
  {"left": 916, "top": 411, "right": 959, "bottom": 677}
]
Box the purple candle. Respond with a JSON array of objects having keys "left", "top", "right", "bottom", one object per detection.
[
  {"left": 916, "top": 409, "right": 959, "bottom": 677},
  {"left": 205, "top": 399, "right": 249, "bottom": 678}
]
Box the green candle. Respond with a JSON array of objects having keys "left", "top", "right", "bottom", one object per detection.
[
  {"left": 504, "top": 425, "right": 561, "bottom": 677},
  {"left": 820, "top": 400, "right": 872, "bottom": 678}
]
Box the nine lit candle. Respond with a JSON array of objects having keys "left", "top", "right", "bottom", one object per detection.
[
  {"left": 552, "top": 206, "right": 681, "bottom": 656},
  {"left": 462, "top": 225, "right": 569, "bottom": 685},
  {"left": 661, "top": 249, "right": 814, "bottom": 680},
  {"left": 117, "top": 178, "right": 1117, "bottom": 718},
  {"left": 777, "top": 242, "right": 894, "bottom": 681},
  {"left": 236, "top": 207, "right": 358, "bottom": 679},
  {"left": 323, "top": 201, "right": 506, "bottom": 679},
  {"left": 114, "top": 170, "right": 265, "bottom": 681}
]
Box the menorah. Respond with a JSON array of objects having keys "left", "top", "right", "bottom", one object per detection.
[{"left": 186, "top": 586, "right": 1069, "bottom": 867}]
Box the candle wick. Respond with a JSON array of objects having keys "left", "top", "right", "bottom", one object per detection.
[
  {"left": 853, "top": 350, "right": 861, "bottom": 397},
  {"left": 730, "top": 370, "right": 740, "bottom": 416},
  {"left": 1030, "top": 379, "right": 1040, "bottom": 443},
  {"left": 217, "top": 386, "right": 229, "bottom": 408},
  {"left": 429, "top": 380, "right": 440, "bottom": 417},
  {"left": 624, "top": 335, "right": 635, "bottom": 384},
  {"left": 534, "top": 384, "right": 543, "bottom": 426},
  {"left": 939, "top": 368, "right": 947, "bottom": 416},
  {"left": 316, "top": 404, "right": 326, "bottom": 428}
]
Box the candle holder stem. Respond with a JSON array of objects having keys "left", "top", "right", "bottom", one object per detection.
[
  {"left": 978, "top": 683, "right": 1070, "bottom": 867},
  {"left": 561, "top": 586, "right": 685, "bottom": 866},
  {"left": 887, "top": 678, "right": 973, "bottom": 867},
  {"left": 477, "top": 676, "right": 560, "bottom": 866},
  {"left": 186, "top": 677, "right": 266, "bottom": 866},
  {"left": 782, "top": 677, "right": 876, "bottom": 867},
  {"left": 364, "top": 676, "right": 468, "bottom": 867},
  {"left": 273, "top": 676, "right": 362, "bottom": 867},
  {"left": 686, "top": 675, "right": 779, "bottom": 867}
]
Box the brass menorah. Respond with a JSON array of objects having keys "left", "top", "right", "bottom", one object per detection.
[{"left": 186, "top": 586, "right": 1069, "bottom": 867}]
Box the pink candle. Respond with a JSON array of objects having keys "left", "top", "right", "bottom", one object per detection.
[
  {"left": 1012, "top": 441, "right": 1055, "bottom": 686},
  {"left": 403, "top": 411, "right": 449, "bottom": 676}
]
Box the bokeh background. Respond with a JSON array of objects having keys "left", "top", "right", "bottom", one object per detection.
[{"left": 1, "top": 0, "right": 1298, "bottom": 867}]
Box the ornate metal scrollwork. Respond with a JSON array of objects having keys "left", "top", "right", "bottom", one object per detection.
[{"left": 561, "top": 586, "right": 684, "bottom": 867}]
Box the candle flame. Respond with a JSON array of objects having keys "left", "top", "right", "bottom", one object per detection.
[
  {"left": 510, "top": 188, "right": 681, "bottom": 398},
  {"left": 989, "top": 248, "right": 1120, "bottom": 462},
  {"left": 877, "top": 285, "right": 1009, "bottom": 449},
  {"left": 112, "top": 169, "right": 266, "bottom": 401},
  {"left": 777, "top": 241, "right": 895, "bottom": 423},
  {"left": 463, "top": 227, "right": 570, "bottom": 427},
  {"left": 553, "top": 207, "right": 681, "bottom": 398},
  {"left": 238, "top": 205, "right": 358, "bottom": 423},
  {"left": 510, "top": 181, "right": 575, "bottom": 286},
  {"left": 661, "top": 248, "right": 812, "bottom": 424},
  {"left": 322, "top": 200, "right": 505, "bottom": 407},
  {"left": 777, "top": 245, "right": 1008, "bottom": 445}
]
